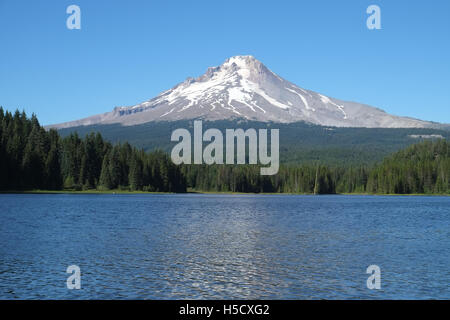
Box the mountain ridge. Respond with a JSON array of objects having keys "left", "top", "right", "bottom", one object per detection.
[{"left": 48, "top": 55, "right": 446, "bottom": 129}]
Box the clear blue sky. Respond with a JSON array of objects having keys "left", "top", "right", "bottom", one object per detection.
[{"left": 0, "top": 0, "right": 449, "bottom": 125}]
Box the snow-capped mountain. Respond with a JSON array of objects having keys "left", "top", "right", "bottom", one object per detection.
[{"left": 50, "top": 55, "right": 440, "bottom": 129}]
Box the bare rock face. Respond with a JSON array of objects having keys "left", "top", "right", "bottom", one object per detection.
[{"left": 50, "top": 55, "right": 441, "bottom": 129}]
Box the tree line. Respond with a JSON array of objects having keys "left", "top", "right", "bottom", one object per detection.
[
  {"left": 0, "top": 108, "right": 186, "bottom": 192},
  {"left": 365, "top": 139, "right": 449, "bottom": 194},
  {"left": 0, "top": 108, "right": 448, "bottom": 194},
  {"left": 181, "top": 138, "right": 449, "bottom": 194},
  {"left": 181, "top": 140, "right": 448, "bottom": 194}
]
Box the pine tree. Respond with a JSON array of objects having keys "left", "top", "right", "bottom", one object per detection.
[
  {"left": 45, "top": 144, "right": 63, "bottom": 190},
  {"left": 129, "top": 153, "right": 143, "bottom": 191},
  {"left": 99, "top": 154, "right": 112, "bottom": 190}
]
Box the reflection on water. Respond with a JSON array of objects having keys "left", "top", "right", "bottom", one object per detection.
[{"left": 0, "top": 194, "right": 448, "bottom": 299}]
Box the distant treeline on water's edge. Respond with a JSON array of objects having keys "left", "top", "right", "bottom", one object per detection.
[{"left": 0, "top": 108, "right": 449, "bottom": 195}]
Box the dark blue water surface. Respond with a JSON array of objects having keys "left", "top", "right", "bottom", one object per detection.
[{"left": 0, "top": 194, "right": 448, "bottom": 299}]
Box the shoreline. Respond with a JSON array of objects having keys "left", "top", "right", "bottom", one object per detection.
[{"left": 0, "top": 190, "right": 448, "bottom": 196}]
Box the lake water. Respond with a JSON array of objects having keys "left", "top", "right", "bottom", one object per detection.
[{"left": 0, "top": 194, "right": 448, "bottom": 299}]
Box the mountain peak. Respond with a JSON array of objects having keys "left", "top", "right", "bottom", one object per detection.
[
  {"left": 196, "top": 55, "right": 269, "bottom": 84},
  {"left": 223, "top": 55, "right": 260, "bottom": 67}
]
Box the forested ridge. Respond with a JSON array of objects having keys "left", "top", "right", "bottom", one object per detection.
[
  {"left": 366, "top": 139, "right": 449, "bottom": 194},
  {"left": 1, "top": 108, "right": 449, "bottom": 194},
  {"left": 57, "top": 119, "right": 450, "bottom": 165}
]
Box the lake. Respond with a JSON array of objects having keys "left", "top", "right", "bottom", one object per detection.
[{"left": 0, "top": 194, "right": 448, "bottom": 299}]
